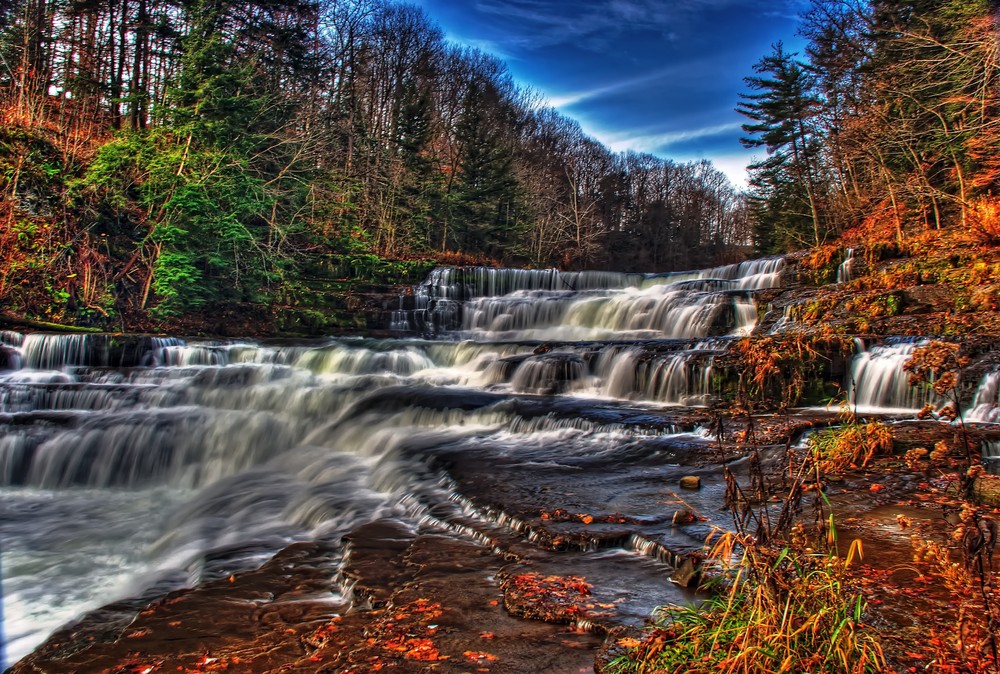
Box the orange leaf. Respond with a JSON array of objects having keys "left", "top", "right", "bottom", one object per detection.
[{"left": 464, "top": 650, "right": 498, "bottom": 662}]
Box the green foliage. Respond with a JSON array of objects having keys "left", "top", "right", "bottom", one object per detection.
[
  {"left": 739, "top": 43, "right": 825, "bottom": 251},
  {"left": 448, "top": 78, "right": 530, "bottom": 259},
  {"left": 75, "top": 0, "right": 314, "bottom": 317},
  {"left": 83, "top": 126, "right": 275, "bottom": 315}
]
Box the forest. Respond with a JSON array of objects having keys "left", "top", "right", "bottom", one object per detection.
[
  {"left": 0, "top": 0, "right": 996, "bottom": 327},
  {"left": 3, "top": 2, "right": 1000, "bottom": 672}
]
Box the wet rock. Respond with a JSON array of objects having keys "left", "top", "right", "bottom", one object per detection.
[
  {"left": 902, "top": 285, "right": 955, "bottom": 313},
  {"left": 10, "top": 542, "right": 345, "bottom": 673},
  {"left": 679, "top": 475, "right": 701, "bottom": 490},
  {"left": 672, "top": 509, "right": 697, "bottom": 525},
  {"left": 0, "top": 344, "right": 19, "bottom": 369},
  {"left": 669, "top": 557, "right": 701, "bottom": 588}
]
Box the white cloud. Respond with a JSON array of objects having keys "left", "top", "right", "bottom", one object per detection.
[
  {"left": 546, "top": 65, "right": 684, "bottom": 108},
  {"left": 702, "top": 152, "right": 754, "bottom": 188},
  {"left": 590, "top": 122, "right": 744, "bottom": 154}
]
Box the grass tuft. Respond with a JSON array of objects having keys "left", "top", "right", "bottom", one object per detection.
[{"left": 607, "top": 533, "right": 884, "bottom": 674}]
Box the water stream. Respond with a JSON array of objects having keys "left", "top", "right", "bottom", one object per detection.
[{"left": 2, "top": 256, "right": 998, "bottom": 665}]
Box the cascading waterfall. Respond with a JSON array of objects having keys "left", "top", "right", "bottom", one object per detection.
[
  {"left": 837, "top": 248, "right": 857, "bottom": 284},
  {"left": 395, "top": 257, "right": 783, "bottom": 337},
  {"left": 1, "top": 339, "right": 701, "bottom": 660},
  {"left": 847, "top": 339, "right": 934, "bottom": 412},
  {"left": 0, "top": 255, "right": 795, "bottom": 663},
  {"left": 969, "top": 370, "right": 1000, "bottom": 423}
]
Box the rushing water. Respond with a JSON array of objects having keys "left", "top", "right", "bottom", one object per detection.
[
  {"left": 969, "top": 370, "right": 1000, "bottom": 423},
  {"left": 837, "top": 248, "right": 857, "bottom": 284},
  {"left": 0, "top": 259, "right": 782, "bottom": 663},
  {"left": 847, "top": 339, "right": 934, "bottom": 413},
  {"left": 3, "top": 256, "right": 998, "bottom": 665}
]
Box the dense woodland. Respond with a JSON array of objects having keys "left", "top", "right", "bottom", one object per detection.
[
  {"left": 740, "top": 0, "right": 999, "bottom": 251},
  {"left": 0, "top": 0, "right": 996, "bottom": 326}
]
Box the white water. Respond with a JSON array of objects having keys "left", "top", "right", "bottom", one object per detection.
[
  {"left": 847, "top": 339, "right": 934, "bottom": 413},
  {"left": 837, "top": 248, "right": 857, "bottom": 284},
  {"left": 0, "top": 337, "right": 710, "bottom": 661},
  {"left": 0, "top": 256, "right": 789, "bottom": 663},
  {"left": 9, "top": 256, "right": 999, "bottom": 664},
  {"left": 984, "top": 440, "right": 1000, "bottom": 474},
  {"left": 396, "top": 257, "right": 783, "bottom": 338},
  {"left": 969, "top": 370, "right": 1000, "bottom": 423}
]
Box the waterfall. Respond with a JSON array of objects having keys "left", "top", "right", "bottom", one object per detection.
[
  {"left": 1, "top": 330, "right": 25, "bottom": 347},
  {"left": 594, "top": 343, "right": 719, "bottom": 405},
  {"left": 847, "top": 339, "right": 934, "bottom": 412},
  {"left": 837, "top": 248, "right": 857, "bottom": 284},
  {"left": 984, "top": 439, "right": 1000, "bottom": 474},
  {"left": 21, "top": 333, "right": 103, "bottom": 369},
  {"left": 767, "top": 305, "right": 796, "bottom": 335},
  {"left": 16, "top": 334, "right": 185, "bottom": 369},
  {"left": 969, "top": 370, "right": 1000, "bottom": 423},
  {"left": 395, "top": 257, "right": 783, "bottom": 336},
  {"left": 0, "top": 255, "right": 793, "bottom": 663}
]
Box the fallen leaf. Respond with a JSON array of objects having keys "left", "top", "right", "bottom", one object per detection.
[{"left": 464, "top": 650, "right": 498, "bottom": 662}]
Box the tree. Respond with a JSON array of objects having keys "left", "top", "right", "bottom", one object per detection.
[
  {"left": 738, "top": 42, "right": 825, "bottom": 250},
  {"left": 448, "top": 71, "right": 526, "bottom": 258}
]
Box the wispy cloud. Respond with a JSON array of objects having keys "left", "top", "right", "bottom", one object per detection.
[
  {"left": 546, "top": 65, "right": 683, "bottom": 108},
  {"left": 469, "top": 0, "right": 783, "bottom": 50},
  {"left": 594, "top": 122, "right": 744, "bottom": 154}
]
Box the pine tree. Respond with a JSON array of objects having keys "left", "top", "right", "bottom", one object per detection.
[{"left": 738, "top": 43, "right": 825, "bottom": 250}]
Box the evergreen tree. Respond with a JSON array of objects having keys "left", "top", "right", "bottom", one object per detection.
[
  {"left": 738, "top": 43, "right": 825, "bottom": 250},
  {"left": 449, "top": 77, "right": 526, "bottom": 259}
]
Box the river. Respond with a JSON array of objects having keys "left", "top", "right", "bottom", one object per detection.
[{"left": 1, "top": 256, "right": 997, "bottom": 667}]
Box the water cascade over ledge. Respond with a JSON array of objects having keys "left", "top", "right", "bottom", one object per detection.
[{"left": 9, "top": 253, "right": 991, "bottom": 666}]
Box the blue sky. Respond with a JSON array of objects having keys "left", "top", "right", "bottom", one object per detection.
[{"left": 410, "top": 0, "right": 808, "bottom": 186}]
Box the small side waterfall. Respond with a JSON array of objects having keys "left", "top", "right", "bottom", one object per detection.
[
  {"left": 983, "top": 439, "right": 1000, "bottom": 473},
  {"left": 969, "top": 370, "right": 1000, "bottom": 423},
  {"left": 837, "top": 248, "right": 857, "bottom": 284},
  {"left": 847, "top": 339, "right": 934, "bottom": 412}
]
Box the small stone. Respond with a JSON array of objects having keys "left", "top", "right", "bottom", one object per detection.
[
  {"left": 672, "top": 509, "right": 697, "bottom": 526},
  {"left": 679, "top": 476, "right": 701, "bottom": 490}
]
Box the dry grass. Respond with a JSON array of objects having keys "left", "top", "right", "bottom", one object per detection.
[
  {"left": 808, "top": 421, "right": 894, "bottom": 473},
  {"left": 607, "top": 533, "right": 885, "bottom": 674}
]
